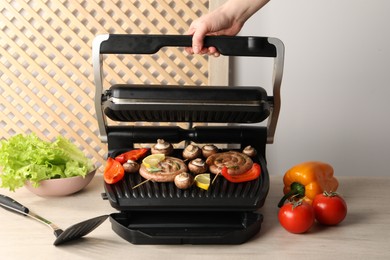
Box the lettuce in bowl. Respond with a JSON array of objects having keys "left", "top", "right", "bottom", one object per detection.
[{"left": 0, "top": 133, "right": 94, "bottom": 191}]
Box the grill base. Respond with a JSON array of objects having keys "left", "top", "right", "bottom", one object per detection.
[{"left": 104, "top": 148, "right": 269, "bottom": 244}]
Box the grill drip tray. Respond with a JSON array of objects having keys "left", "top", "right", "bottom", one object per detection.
[{"left": 109, "top": 211, "right": 263, "bottom": 244}]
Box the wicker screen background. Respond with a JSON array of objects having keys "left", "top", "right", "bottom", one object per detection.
[{"left": 0, "top": 0, "right": 210, "bottom": 167}]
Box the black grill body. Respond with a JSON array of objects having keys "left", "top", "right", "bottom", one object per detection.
[{"left": 93, "top": 34, "right": 284, "bottom": 244}]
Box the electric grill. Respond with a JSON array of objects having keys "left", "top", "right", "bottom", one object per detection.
[{"left": 92, "top": 34, "right": 284, "bottom": 244}]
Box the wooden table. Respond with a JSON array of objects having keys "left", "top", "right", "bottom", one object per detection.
[{"left": 1, "top": 174, "right": 389, "bottom": 259}]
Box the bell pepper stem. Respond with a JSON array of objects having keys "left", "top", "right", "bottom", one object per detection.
[{"left": 277, "top": 182, "right": 305, "bottom": 208}]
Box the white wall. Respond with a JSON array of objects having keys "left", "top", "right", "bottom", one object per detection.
[{"left": 233, "top": 0, "right": 390, "bottom": 176}]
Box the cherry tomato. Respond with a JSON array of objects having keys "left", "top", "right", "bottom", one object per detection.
[
  {"left": 312, "top": 192, "right": 347, "bottom": 225},
  {"left": 278, "top": 200, "right": 315, "bottom": 234},
  {"left": 104, "top": 157, "right": 125, "bottom": 184}
]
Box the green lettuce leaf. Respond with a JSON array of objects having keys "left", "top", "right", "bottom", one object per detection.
[{"left": 0, "top": 133, "right": 94, "bottom": 191}]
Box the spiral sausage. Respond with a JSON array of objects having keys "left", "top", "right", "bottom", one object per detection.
[
  {"left": 205, "top": 151, "right": 253, "bottom": 176},
  {"left": 139, "top": 156, "right": 187, "bottom": 182}
]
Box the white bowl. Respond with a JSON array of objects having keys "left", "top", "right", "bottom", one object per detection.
[{"left": 24, "top": 169, "right": 96, "bottom": 197}]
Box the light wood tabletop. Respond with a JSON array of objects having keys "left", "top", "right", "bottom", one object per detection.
[{"left": 1, "top": 173, "right": 389, "bottom": 260}]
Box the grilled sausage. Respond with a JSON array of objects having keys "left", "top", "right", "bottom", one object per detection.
[
  {"left": 139, "top": 156, "right": 187, "bottom": 182},
  {"left": 206, "top": 151, "right": 253, "bottom": 176}
]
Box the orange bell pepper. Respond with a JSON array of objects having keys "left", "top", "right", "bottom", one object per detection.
[{"left": 277, "top": 161, "right": 339, "bottom": 207}]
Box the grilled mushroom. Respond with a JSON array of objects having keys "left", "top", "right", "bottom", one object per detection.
[
  {"left": 201, "top": 144, "right": 218, "bottom": 158},
  {"left": 151, "top": 139, "right": 173, "bottom": 155},
  {"left": 242, "top": 145, "right": 257, "bottom": 157},
  {"left": 122, "top": 160, "right": 140, "bottom": 173},
  {"left": 174, "top": 172, "right": 194, "bottom": 189},
  {"left": 182, "top": 144, "right": 201, "bottom": 160},
  {"left": 188, "top": 158, "right": 208, "bottom": 174}
]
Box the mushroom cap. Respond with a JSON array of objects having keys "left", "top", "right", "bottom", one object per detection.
[
  {"left": 174, "top": 172, "right": 194, "bottom": 189},
  {"left": 188, "top": 158, "right": 208, "bottom": 174},
  {"left": 201, "top": 144, "right": 218, "bottom": 158},
  {"left": 182, "top": 144, "right": 201, "bottom": 160},
  {"left": 242, "top": 145, "right": 257, "bottom": 157},
  {"left": 151, "top": 139, "right": 173, "bottom": 155},
  {"left": 123, "top": 160, "right": 140, "bottom": 173}
]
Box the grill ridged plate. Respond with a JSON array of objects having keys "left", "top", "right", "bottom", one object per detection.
[
  {"left": 104, "top": 109, "right": 268, "bottom": 123},
  {"left": 103, "top": 149, "right": 269, "bottom": 212}
]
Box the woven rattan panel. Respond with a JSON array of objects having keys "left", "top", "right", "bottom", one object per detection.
[{"left": 0, "top": 0, "right": 209, "bottom": 167}]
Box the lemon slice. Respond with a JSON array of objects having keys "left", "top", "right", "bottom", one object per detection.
[
  {"left": 194, "top": 173, "right": 211, "bottom": 190},
  {"left": 142, "top": 153, "right": 165, "bottom": 168}
]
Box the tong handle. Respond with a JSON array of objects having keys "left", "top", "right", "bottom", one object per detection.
[
  {"left": 98, "top": 34, "right": 277, "bottom": 57},
  {"left": 0, "top": 194, "right": 29, "bottom": 215}
]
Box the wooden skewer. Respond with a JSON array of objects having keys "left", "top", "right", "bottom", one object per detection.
[
  {"left": 132, "top": 178, "right": 151, "bottom": 189},
  {"left": 211, "top": 172, "right": 220, "bottom": 185}
]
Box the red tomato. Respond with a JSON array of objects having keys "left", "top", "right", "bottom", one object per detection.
[
  {"left": 104, "top": 157, "right": 125, "bottom": 184},
  {"left": 312, "top": 192, "right": 347, "bottom": 225},
  {"left": 278, "top": 201, "right": 315, "bottom": 234}
]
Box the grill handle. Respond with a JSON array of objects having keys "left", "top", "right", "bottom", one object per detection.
[{"left": 98, "top": 34, "right": 277, "bottom": 57}]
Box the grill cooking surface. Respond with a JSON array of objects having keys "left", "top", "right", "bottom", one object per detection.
[{"left": 103, "top": 149, "right": 269, "bottom": 212}]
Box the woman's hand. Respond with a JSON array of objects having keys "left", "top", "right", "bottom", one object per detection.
[{"left": 185, "top": 0, "right": 270, "bottom": 56}]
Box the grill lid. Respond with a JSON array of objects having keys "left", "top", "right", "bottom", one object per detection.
[
  {"left": 93, "top": 34, "right": 285, "bottom": 143},
  {"left": 103, "top": 85, "right": 270, "bottom": 123}
]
